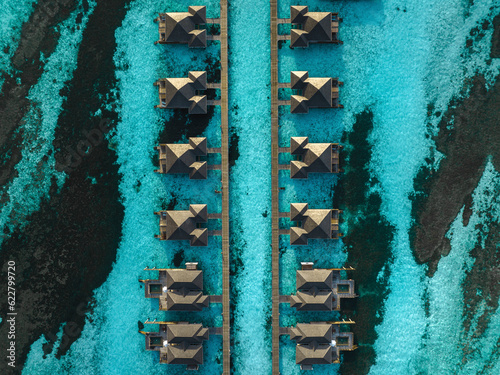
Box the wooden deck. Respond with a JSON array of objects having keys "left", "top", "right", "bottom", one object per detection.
[
  {"left": 219, "top": 1, "right": 230, "bottom": 374},
  {"left": 270, "top": 0, "right": 280, "bottom": 374}
]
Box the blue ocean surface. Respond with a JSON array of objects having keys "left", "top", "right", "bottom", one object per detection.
[{"left": 0, "top": 0, "right": 498, "bottom": 374}]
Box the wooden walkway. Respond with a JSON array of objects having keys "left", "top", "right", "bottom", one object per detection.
[
  {"left": 219, "top": 1, "right": 231, "bottom": 374},
  {"left": 270, "top": 1, "right": 280, "bottom": 374}
]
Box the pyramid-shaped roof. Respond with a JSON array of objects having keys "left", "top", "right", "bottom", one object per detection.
[
  {"left": 165, "top": 144, "right": 195, "bottom": 174},
  {"left": 165, "top": 13, "right": 194, "bottom": 43},
  {"left": 289, "top": 72, "right": 336, "bottom": 113},
  {"left": 189, "top": 204, "right": 208, "bottom": 221},
  {"left": 188, "top": 29, "right": 207, "bottom": 48},
  {"left": 303, "top": 78, "right": 332, "bottom": 107},
  {"left": 303, "top": 12, "right": 332, "bottom": 42},
  {"left": 166, "top": 210, "right": 195, "bottom": 240},
  {"left": 290, "top": 5, "right": 308, "bottom": 24},
  {"left": 188, "top": 71, "right": 207, "bottom": 90},
  {"left": 304, "top": 209, "right": 332, "bottom": 239},
  {"left": 159, "top": 204, "right": 209, "bottom": 246},
  {"left": 290, "top": 71, "right": 309, "bottom": 90},
  {"left": 189, "top": 137, "right": 207, "bottom": 155},
  {"left": 165, "top": 78, "right": 194, "bottom": 108},
  {"left": 290, "top": 137, "right": 333, "bottom": 178},
  {"left": 157, "top": 137, "right": 208, "bottom": 179},
  {"left": 188, "top": 6, "right": 206, "bottom": 24},
  {"left": 290, "top": 203, "right": 309, "bottom": 221},
  {"left": 290, "top": 95, "right": 309, "bottom": 114},
  {"left": 290, "top": 161, "right": 308, "bottom": 179},
  {"left": 304, "top": 143, "right": 332, "bottom": 173},
  {"left": 190, "top": 161, "right": 207, "bottom": 179},
  {"left": 190, "top": 228, "right": 208, "bottom": 246},
  {"left": 290, "top": 29, "right": 309, "bottom": 48},
  {"left": 157, "top": 72, "right": 208, "bottom": 113},
  {"left": 290, "top": 227, "right": 308, "bottom": 245},
  {"left": 290, "top": 137, "right": 309, "bottom": 154},
  {"left": 159, "top": 7, "right": 206, "bottom": 47},
  {"left": 189, "top": 95, "right": 207, "bottom": 114},
  {"left": 289, "top": 6, "right": 334, "bottom": 48},
  {"left": 289, "top": 204, "right": 335, "bottom": 245}
]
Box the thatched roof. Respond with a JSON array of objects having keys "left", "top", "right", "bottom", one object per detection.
[
  {"left": 157, "top": 137, "right": 207, "bottom": 179},
  {"left": 289, "top": 290, "right": 333, "bottom": 311},
  {"left": 156, "top": 71, "right": 208, "bottom": 114},
  {"left": 290, "top": 72, "right": 332, "bottom": 113},
  {"left": 289, "top": 322, "right": 355, "bottom": 366},
  {"left": 165, "top": 291, "right": 209, "bottom": 311},
  {"left": 289, "top": 268, "right": 357, "bottom": 311},
  {"left": 289, "top": 203, "right": 332, "bottom": 245},
  {"left": 290, "top": 323, "right": 332, "bottom": 344},
  {"left": 164, "top": 344, "right": 204, "bottom": 365},
  {"left": 167, "top": 324, "right": 209, "bottom": 343},
  {"left": 290, "top": 137, "right": 334, "bottom": 178},
  {"left": 295, "top": 344, "right": 332, "bottom": 365},
  {"left": 158, "top": 204, "right": 208, "bottom": 246},
  {"left": 296, "top": 269, "right": 333, "bottom": 290},
  {"left": 166, "top": 269, "right": 203, "bottom": 290},
  {"left": 290, "top": 6, "right": 333, "bottom": 48},
  {"left": 158, "top": 6, "right": 207, "bottom": 48}
]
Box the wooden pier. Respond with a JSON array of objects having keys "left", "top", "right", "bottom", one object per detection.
[
  {"left": 270, "top": 0, "right": 280, "bottom": 374},
  {"left": 219, "top": 1, "right": 230, "bottom": 374}
]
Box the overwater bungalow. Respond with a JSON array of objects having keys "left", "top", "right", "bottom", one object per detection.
[
  {"left": 154, "top": 6, "right": 208, "bottom": 47},
  {"left": 154, "top": 204, "right": 222, "bottom": 246},
  {"left": 140, "top": 262, "right": 219, "bottom": 311},
  {"left": 154, "top": 71, "right": 210, "bottom": 114},
  {"left": 279, "top": 137, "right": 342, "bottom": 178},
  {"left": 155, "top": 137, "right": 222, "bottom": 178},
  {"left": 288, "top": 6, "right": 342, "bottom": 48},
  {"left": 280, "top": 203, "right": 342, "bottom": 245},
  {"left": 155, "top": 137, "right": 207, "bottom": 178},
  {"left": 285, "top": 321, "right": 356, "bottom": 370},
  {"left": 285, "top": 262, "right": 357, "bottom": 311},
  {"left": 141, "top": 322, "right": 209, "bottom": 370},
  {"left": 279, "top": 71, "right": 343, "bottom": 113}
]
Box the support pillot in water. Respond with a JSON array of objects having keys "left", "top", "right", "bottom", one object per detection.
[{"left": 147, "top": 2, "right": 230, "bottom": 373}]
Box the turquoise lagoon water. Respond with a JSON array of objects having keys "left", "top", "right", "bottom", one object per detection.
[
  {"left": 24, "top": 0, "right": 224, "bottom": 374},
  {"left": 227, "top": 0, "right": 272, "bottom": 373},
  {"left": 5, "top": 0, "right": 498, "bottom": 374}
]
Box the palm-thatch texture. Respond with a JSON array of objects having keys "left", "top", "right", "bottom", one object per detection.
[
  {"left": 154, "top": 71, "right": 208, "bottom": 114},
  {"left": 155, "top": 6, "right": 207, "bottom": 47},
  {"left": 155, "top": 137, "right": 207, "bottom": 179}
]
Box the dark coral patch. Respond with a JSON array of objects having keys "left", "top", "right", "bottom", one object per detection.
[
  {"left": 335, "top": 111, "right": 395, "bottom": 375},
  {"left": 0, "top": 0, "right": 132, "bottom": 370},
  {"left": 412, "top": 74, "right": 500, "bottom": 276}
]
